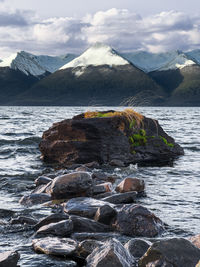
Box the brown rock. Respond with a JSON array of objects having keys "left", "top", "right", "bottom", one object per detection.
[
  {"left": 189, "top": 234, "right": 200, "bottom": 249},
  {"left": 50, "top": 172, "right": 93, "bottom": 199},
  {"left": 116, "top": 178, "right": 145, "bottom": 193},
  {"left": 39, "top": 111, "right": 184, "bottom": 166}
]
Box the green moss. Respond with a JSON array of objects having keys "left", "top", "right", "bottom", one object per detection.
[
  {"left": 159, "top": 136, "right": 174, "bottom": 147},
  {"left": 129, "top": 130, "right": 147, "bottom": 147},
  {"left": 129, "top": 119, "right": 136, "bottom": 129}
]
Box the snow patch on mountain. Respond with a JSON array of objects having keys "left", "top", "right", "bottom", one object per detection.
[
  {"left": 60, "top": 43, "right": 129, "bottom": 70},
  {"left": 158, "top": 52, "right": 196, "bottom": 71},
  {"left": 186, "top": 49, "right": 200, "bottom": 65},
  {"left": 0, "top": 51, "right": 77, "bottom": 76}
]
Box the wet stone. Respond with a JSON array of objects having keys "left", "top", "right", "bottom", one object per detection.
[
  {"left": 124, "top": 239, "right": 151, "bottom": 258},
  {"left": 10, "top": 216, "right": 37, "bottom": 225},
  {"left": 19, "top": 193, "right": 51, "bottom": 206},
  {"left": 139, "top": 238, "right": 200, "bottom": 267},
  {"left": 35, "top": 213, "right": 69, "bottom": 230},
  {"left": 102, "top": 191, "right": 137, "bottom": 204},
  {"left": 32, "top": 236, "right": 78, "bottom": 257},
  {"left": 70, "top": 215, "right": 112, "bottom": 233},
  {"left": 64, "top": 197, "right": 114, "bottom": 219},
  {"left": 94, "top": 205, "right": 117, "bottom": 225},
  {"left": 86, "top": 238, "right": 136, "bottom": 267},
  {"left": 189, "top": 234, "right": 200, "bottom": 249},
  {"left": 75, "top": 166, "right": 91, "bottom": 172},
  {"left": 76, "top": 239, "right": 103, "bottom": 259},
  {"left": 94, "top": 192, "right": 114, "bottom": 199},
  {"left": 0, "top": 250, "right": 20, "bottom": 267},
  {"left": 114, "top": 204, "right": 164, "bottom": 237},
  {"left": 92, "top": 182, "right": 113, "bottom": 195},
  {"left": 35, "top": 176, "right": 53, "bottom": 186},
  {"left": 36, "top": 219, "right": 73, "bottom": 237}
]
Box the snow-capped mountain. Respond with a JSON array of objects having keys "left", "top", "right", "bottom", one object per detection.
[
  {"left": 123, "top": 50, "right": 197, "bottom": 72},
  {"left": 186, "top": 49, "right": 200, "bottom": 65},
  {"left": 158, "top": 51, "right": 196, "bottom": 71},
  {"left": 0, "top": 51, "right": 77, "bottom": 77},
  {"left": 60, "top": 43, "right": 129, "bottom": 70}
]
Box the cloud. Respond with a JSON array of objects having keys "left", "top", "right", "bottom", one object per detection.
[{"left": 0, "top": 7, "right": 200, "bottom": 57}]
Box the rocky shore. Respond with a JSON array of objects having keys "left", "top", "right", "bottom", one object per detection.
[{"left": 2, "top": 109, "right": 200, "bottom": 267}]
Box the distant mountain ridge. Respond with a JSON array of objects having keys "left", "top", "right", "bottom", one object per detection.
[{"left": 1, "top": 44, "right": 200, "bottom": 106}]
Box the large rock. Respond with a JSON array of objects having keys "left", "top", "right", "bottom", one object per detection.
[
  {"left": 189, "top": 234, "right": 200, "bottom": 249},
  {"left": 94, "top": 205, "right": 117, "bottom": 225},
  {"left": 70, "top": 215, "right": 112, "bottom": 233},
  {"left": 102, "top": 192, "right": 137, "bottom": 204},
  {"left": 76, "top": 239, "right": 103, "bottom": 259},
  {"left": 39, "top": 110, "right": 184, "bottom": 166},
  {"left": 50, "top": 172, "right": 93, "bottom": 199},
  {"left": 36, "top": 219, "right": 73, "bottom": 237},
  {"left": 64, "top": 197, "right": 114, "bottom": 219},
  {"left": 32, "top": 237, "right": 78, "bottom": 257},
  {"left": 0, "top": 251, "right": 20, "bottom": 267},
  {"left": 86, "top": 238, "right": 136, "bottom": 267},
  {"left": 116, "top": 178, "right": 145, "bottom": 193},
  {"left": 139, "top": 238, "right": 200, "bottom": 267},
  {"left": 113, "top": 204, "right": 164, "bottom": 237},
  {"left": 124, "top": 239, "right": 151, "bottom": 258}
]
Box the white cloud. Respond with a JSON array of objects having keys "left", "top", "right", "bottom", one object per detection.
[{"left": 0, "top": 7, "right": 200, "bottom": 58}]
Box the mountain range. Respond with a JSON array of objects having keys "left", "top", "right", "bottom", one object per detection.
[{"left": 1, "top": 43, "right": 200, "bottom": 106}]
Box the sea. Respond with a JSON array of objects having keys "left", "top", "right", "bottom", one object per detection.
[{"left": 0, "top": 106, "right": 200, "bottom": 266}]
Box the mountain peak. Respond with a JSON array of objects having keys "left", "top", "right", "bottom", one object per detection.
[{"left": 60, "top": 43, "right": 129, "bottom": 70}]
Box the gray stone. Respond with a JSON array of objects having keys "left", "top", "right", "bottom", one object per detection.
[
  {"left": 86, "top": 238, "right": 136, "bottom": 267},
  {"left": 76, "top": 239, "right": 103, "bottom": 259},
  {"left": 0, "top": 251, "right": 20, "bottom": 267},
  {"left": 35, "top": 213, "right": 69, "bottom": 230},
  {"left": 109, "top": 159, "right": 126, "bottom": 167},
  {"left": 124, "top": 239, "right": 151, "bottom": 258},
  {"left": 32, "top": 237, "right": 78, "bottom": 257},
  {"left": 36, "top": 219, "right": 73, "bottom": 237},
  {"left": 92, "top": 183, "right": 113, "bottom": 195},
  {"left": 102, "top": 192, "right": 137, "bottom": 204},
  {"left": 70, "top": 215, "right": 112, "bottom": 233},
  {"left": 35, "top": 176, "right": 52, "bottom": 186},
  {"left": 139, "top": 238, "right": 200, "bottom": 267},
  {"left": 64, "top": 197, "right": 114, "bottom": 219},
  {"left": 10, "top": 216, "right": 37, "bottom": 225},
  {"left": 50, "top": 172, "right": 93, "bottom": 199}
]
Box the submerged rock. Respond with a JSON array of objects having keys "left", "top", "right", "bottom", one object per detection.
[
  {"left": 113, "top": 204, "right": 164, "bottom": 237},
  {"left": 36, "top": 219, "right": 73, "bottom": 237},
  {"left": 139, "top": 238, "right": 200, "bottom": 267},
  {"left": 0, "top": 251, "right": 20, "bottom": 267},
  {"left": 124, "top": 239, "right": 151, "bottom": 258},
  {"left": 86, "top": 238, "right": 136, "bottom": 267},
  {"left": 116, "top": 178, "right": 145, "bottom": 193},
  {"left": 64, "top": 197, "right": 114, "bottom": 219},
  {"left": 32, "top": 237, "right": 78, "bottom": 257},
  {"left": 39, "top": 109, "right": 184, "bottom": 166},
  {"left": 50, "top": 172, "right": 93, "bottom": 199}
]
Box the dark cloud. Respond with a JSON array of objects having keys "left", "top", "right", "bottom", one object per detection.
[{"left": 0, "top": 10, "right": 34, "bottom": 27}]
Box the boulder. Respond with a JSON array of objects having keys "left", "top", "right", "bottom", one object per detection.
[
  {"left": 64, "top": 197, "right": 114, "bottom": 219},
  {"left": 92, "top": 172, "right": 119, "bottom": 184},
  {"left": 86, "top": 238, "right": 136, "bottom": 267},
  {"left": 39, "top": 110, "right": 184, "bottom": 166},
  {"left": 76, "top": 239, "right": 103, "bottom": 259},
  {"left": 102, "top": 192, "right": 137, "bottom": 204},
  {"left": 189, "top": 234, "right": 200, "bottom": 249},
  {"left": 32, "top": 237, "right": 78, "bottom": 257},
  {"left": 35, "top": 213, "right": 69, "bottom": 230},
  {"left": 36, "top": 219, "right": 73, "bottom": 237},
  {"left": 0, "top": 251, "right": 20, "bottom": 267},
  {"left": 70, "top": 215, "right": 112, "bottom": 233},
  {"left": 139, "top": 238, "right": 200, "bottom": 267},
  {"left": 50, "top": 172, "right": 93, "bottom": 199},
  {"left": 113, "top": 204, "right": 164, "bottom": 237},
  {"left": 94, "top": 205, "right": 117, "bottom": 225},
  {"left": 124, "top": 239, "right": 151, "bottom": 258},
  {"left": 116, "top": 178, "right": 145, "bottom": 193},
  {"left": 19, "top": 193, "right": 51, "bottom": 206}
]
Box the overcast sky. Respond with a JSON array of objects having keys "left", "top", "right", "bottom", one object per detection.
[{"left": 0, "top": 0, "right": 200, "bottom": 57}]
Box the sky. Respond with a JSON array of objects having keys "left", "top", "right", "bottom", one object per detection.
[{"left": 0, "top": 0, "right": 200, "bottom": 57}]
